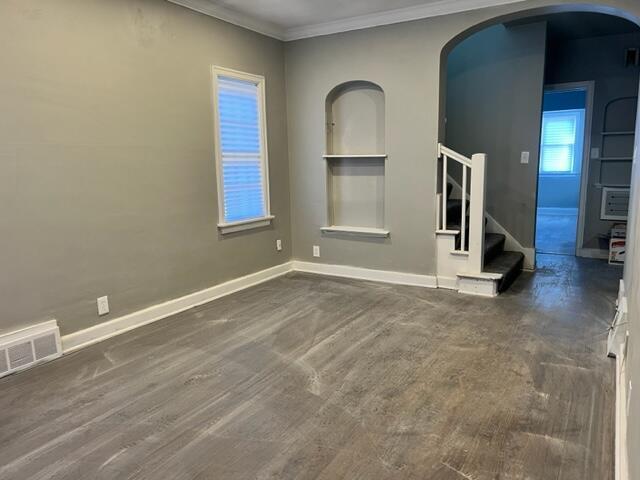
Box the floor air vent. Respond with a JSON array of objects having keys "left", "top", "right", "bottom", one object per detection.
[{"left": 0, "top": 320, "right": 61, "bottom": 379}]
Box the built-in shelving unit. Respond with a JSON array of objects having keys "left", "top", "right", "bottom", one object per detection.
[
  {"left": 598, "top": 96, "right": 636, "bottom": 186},
  {"left": 322, "top": 154, "right": 387, "bottom": 159},
  {"left": 320, "top": 226, "right": 390, "bottom": 237},
  {"left": 322, "top": 81, "right": 388, "bottom": 238}
]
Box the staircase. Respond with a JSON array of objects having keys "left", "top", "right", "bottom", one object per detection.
[
  {"left": 445, "top": 191, "right": 524, "bottom": 293},
  {"left": 435, "top": 145, "right": 524, "bottom": 296}
]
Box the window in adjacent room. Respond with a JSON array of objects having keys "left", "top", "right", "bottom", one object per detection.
[
  {"left": 539, "top": 109, "right": 584, "bottom": 174},
  {"left": 212, "top": 67, "right": 272, "bottom": 234}
]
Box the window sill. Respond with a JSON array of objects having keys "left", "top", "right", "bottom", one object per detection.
[{"left": 218, "top": 215, "right": 274, "bottom": 234}]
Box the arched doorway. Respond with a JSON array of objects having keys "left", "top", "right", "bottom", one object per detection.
[{"left": 439, "top": 6, "right": 640, "bottom": 267}]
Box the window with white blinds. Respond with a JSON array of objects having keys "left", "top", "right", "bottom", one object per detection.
[
  {"left": 213, "top": 67, "right": 271, "bottom": 232},
  {"left": 539, "top": 109, "right": 583, "bottom": 174}
]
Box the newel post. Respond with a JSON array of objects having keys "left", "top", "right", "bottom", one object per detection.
[{"left": 468, "top": 153, "right": 487, "bottom": 274}]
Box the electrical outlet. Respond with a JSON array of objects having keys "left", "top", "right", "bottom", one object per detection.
[
  {"left": 313, "top": 245, "right": 320, "bottom": 257},
  {"left": 276, "top": 239, "right": 282, "bottom": 251},
  {"left": 97, "top": 296, "right": 110, "bottom": 316},
  {"left": 520, "top": 151, "right": 530, "bottom": 164}
]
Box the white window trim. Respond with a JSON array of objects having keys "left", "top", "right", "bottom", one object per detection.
[
  {"left": 539, "top": 108, "right": 584, "bottom": 176},
  {"left": 211, "top": 66, "right": 273, "bottom": 235}
]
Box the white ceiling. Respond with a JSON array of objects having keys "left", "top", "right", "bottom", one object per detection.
[{"left": 168, "top": 0, "right": 527, "bottom": 41}]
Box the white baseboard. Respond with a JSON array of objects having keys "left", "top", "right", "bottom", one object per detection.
[
  {"left": 577, "top": 248, "right": 609, "bottom": 260},
  {"left": 437, "top": 276, "right": 458, "bottom": 290},
  {"left": 62, "top": 260, "right": 439, "bottom": 355},
  {"left": 61, "top": 262, "right": 293, "bottom": 353},
  {"left": 292, "top": 261, "right": 438, "bottom": 288},
  {"left": 615, "top": 338, "right": 629, "bottom": 480}
]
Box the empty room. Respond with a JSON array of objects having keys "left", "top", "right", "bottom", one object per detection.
[{"left": 2, "top": 1, "right": 640, "bottom": 479}]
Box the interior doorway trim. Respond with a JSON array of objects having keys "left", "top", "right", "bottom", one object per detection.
[{"left": 541, "top": 81, "right": 595, "bottom": 256}]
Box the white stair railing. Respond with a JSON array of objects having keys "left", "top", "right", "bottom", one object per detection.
[{"left": 437, "top": 143, "right": 487, "bottom": 273}]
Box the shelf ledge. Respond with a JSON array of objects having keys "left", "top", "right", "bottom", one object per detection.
[
  {"left": 218, "top": 215, "right": 274, "bottom": 234},
  {"left": 321, "top": 226, "right": 390, "bottom": 237},
  {"left": 323, "top": 154, "right": 387, "bottom": 159}
]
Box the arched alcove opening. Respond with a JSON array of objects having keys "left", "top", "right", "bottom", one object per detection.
[
  {"left": 325, "top": 81, "right": 385, "bottom": 155},
  {"left": 321, "top": 81, "right": 388, "bottom": 237}
]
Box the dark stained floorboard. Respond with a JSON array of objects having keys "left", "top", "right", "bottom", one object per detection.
[{"left": 0, "top": 254, "right": 620, "bottom": 479}]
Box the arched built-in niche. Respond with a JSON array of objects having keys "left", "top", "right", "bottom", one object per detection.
[
  {"left": 326, "top": 81, "right": 385, "bottom": 155},
  {"left": 322, "top": 81, "right": 388, "bottom": 238}
]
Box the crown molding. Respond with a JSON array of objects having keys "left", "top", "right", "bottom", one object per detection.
[
  {"left": 168, "top": 0, "right": 528, "bottom": 42},
  {"left": 167, "top": 0, "right": 286, "bottom": 40},
  {"left": 284, "top": 0, "right": 527, "bottom": 40}
]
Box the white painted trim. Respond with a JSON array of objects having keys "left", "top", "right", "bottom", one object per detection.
[
  {"left": 542, "top": 82, "right": 595, "bottom": 255},
  {"left": 218, "top": 215, "right": 275, "bottom": 234},
  {"left": 437, "top": 276, "right": 458, "bottom": 290},
  {"left": 577, "top": 247, "right": 609, "bottom": 260},
  {"left": 457, "top": 275, "right": 498, "bottom": 297},
  {"left": 61, "top": 262, "right": 293, "bottom": 353},
  {"left": 211, "top": 66, "right": 272, "bottom": 230},
  {"left": 457, "top": 271, "right": 502, "bottom": 280},
  {"left": 169, "top": 0, "right": 527, "bottom": 42},
  {"left": 322, "top": 154, "right": 387, "bottom": 159},
  {"left": 167, "top": 0, "right": 285, "bottom": 39},
  {"left": 614, "top": 334, "right": 629, "bottom": 480},
  {"left": 283, "top": 0, "right": 528, "bottom": 41},
  {"left": 292, "top": 261, "right": 438, "bottom": 288},
  {"left": 320, "top": 226, "right": 390, "bottom": 237}
]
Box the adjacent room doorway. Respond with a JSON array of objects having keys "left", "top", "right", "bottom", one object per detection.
[{"left": 535, "top": 83, "right": 593, "bottom": 255}]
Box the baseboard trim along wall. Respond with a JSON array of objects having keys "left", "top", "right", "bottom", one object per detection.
[
  {"left": 577, "top": 248, "right": 609, "bottom": 260},
  {"left": 60, "top": 260, "right": 440, "bottom": 354},
  {"left": 61, "top": 262, "right": 293, "bottom": 353},
  {"left": 615, "top": 336, "right": 629, "bottom": 480},
  {"left": 292, "top": 261, "right": 439, "bottom": 288}
]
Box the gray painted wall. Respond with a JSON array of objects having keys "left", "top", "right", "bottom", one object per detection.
[
  {"left": 0, "top": 0, "right": 291, "bottom": 336},
  {"left": 3, "top": 0, "right": 640, "bottom": 475},
  {"left": 545, "top": 31, "right": 640, "bottom": 249},
  {"left": 445, "top": 22, "right": 548, "bottom": 248}
]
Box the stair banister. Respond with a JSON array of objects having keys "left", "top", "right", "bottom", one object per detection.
[
  {"left": 437, "top": 144, "right": 487, "bottom": 274},
  {"left": 468, "top": 153, "right": 487, "bottom": 273}
]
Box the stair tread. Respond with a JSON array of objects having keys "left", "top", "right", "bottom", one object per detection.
[
  {"left": 484, "top": 251, "right": 524, "bottom": 274},
  {"left": 484, "top": 251, "right": 525, "bottom": 293}
]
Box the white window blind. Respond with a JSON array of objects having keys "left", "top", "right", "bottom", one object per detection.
[
  {"left": 539, "top": 110, "right": 582, "bottom": 174},
  {"left": 213, "top": 69, "right": 270, "bottom": 229}
]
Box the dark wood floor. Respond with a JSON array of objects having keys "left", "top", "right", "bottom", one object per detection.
[{"left": 0, "top": 254, "right": 620, "bottom": 479}]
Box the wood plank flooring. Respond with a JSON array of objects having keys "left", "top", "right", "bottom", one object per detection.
[{"left": 0, "top": 254, "right": 620, "bottom": 479}]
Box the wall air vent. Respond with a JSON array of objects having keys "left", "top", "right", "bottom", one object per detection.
[
  {"left": 601, "top": 187, "right": 630, "bottom": 221},
  {"left": 0, "top": 320, "right": 61, "bottom": 379}
]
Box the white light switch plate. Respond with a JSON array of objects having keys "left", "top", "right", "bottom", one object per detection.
[
  {"left": 276, "top": 239, "right": 282, "bottom": 251},
  {"left": 313, "top": 246, "right": 320, "bottom": 257},
  {"left": 97, "top": 296, "right": 110, "bottom": 316},
  {"left": 520, "top": 151, "right": 530, "bottom": 164},
  {"left": 591, "top": 147, "right": 600, "bottom": 159}
]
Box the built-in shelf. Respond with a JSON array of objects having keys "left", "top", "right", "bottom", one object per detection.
[
  {"left": 594, "top": 183, "right": 632, "bottom": 189},
  {"left": 601, "top": 131, "right": 635, "bottom": 136},
  {"left": 599, "top": 156, "right": 633, "bottom": 162},
  {"left": 323, "top": 154, "right": 387, "bottom": 159},
  {"left": 321, "top": 225, "right": 390, "bottom": 237}
]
